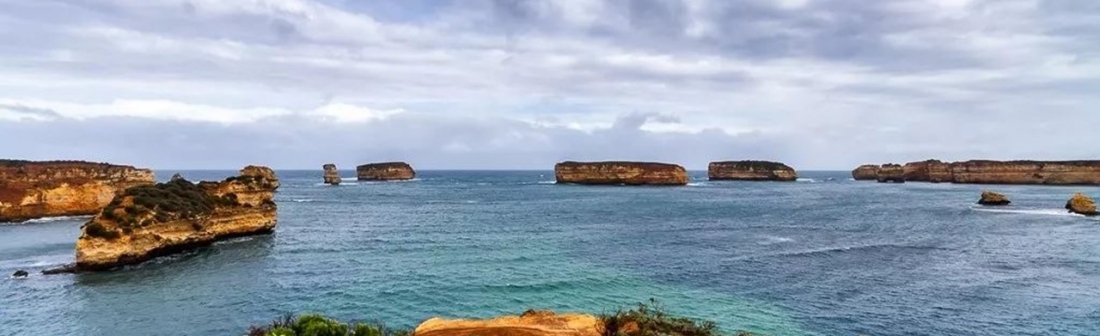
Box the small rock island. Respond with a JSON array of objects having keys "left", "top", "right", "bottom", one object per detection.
[
  {"left": 853, "top": 160, "right": 1100, "bottom": 185},
  {"left": 708, "top": 160, "right": 797, "bottom": 181},
  {"left": 1066, "top": 193, "right": 1098, "bottom": 216},
  {"left": 69, "top": 166, "right": 279, "bottom": 272},
  {"left": 977, "top": 191, "right": 1010, "bottom": 206},
  {"left": 554, "top": 161, "right": 688, "bottom": 186},
  {"left": 357, "top": 162, "right": 415, "bottom": 181},
  {"left": 0, "top": 160, "right": 155, "bottom": 222},
  {"left": 322, "top": 164, "right": 341, "bottom": 185}
]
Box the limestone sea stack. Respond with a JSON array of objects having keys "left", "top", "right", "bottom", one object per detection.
[
  {"left": 0, "top": 160, "right": 155, "bottom": 222},
  {"left": 708, "top": 160, "right": 797, "bottom": 181},
  {"left": 977, "top": 191, "right": 1010, "bottom": 206},
  {"left": 322, "top": 164, "right": 341, "bottom": 185},
  {"left": 555, "top": 161, "right": 688, "bottom": 186},
  {"left": 876, "top": 164, "right": 905, "bottom": 183},
  {"left": 851, "top": 164, "right": 880, "bottom": 181},
  {"left": 854, "top": 160, "right": 1100, "bottom": 185},
  {"left": 415, "top": 310, "right": 599, "bottom": 336},
  {"left": 71, "top": 166, "right": 279, "bottom": 272},
  {"left": 357, "top": 162, "right": 415, "bottom": 181},
  {"left": 1066, "top": 193, "right": 1098, "bottom": 216}
]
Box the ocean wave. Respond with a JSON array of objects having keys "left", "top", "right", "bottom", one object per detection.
[
  {"left": 970, "top": 207, "right": 1088, "bottom": 218},
  {"left": 686, "top": 182, "right": 708, "bottom": 187},
  {"left": 16, "top": 215, "right": 92, "bottom": 224},
  {"left": 796, "top": 178, "right": 816, "bottom": 183},
  {"left": 292, "top": 199, "right": 314, "bottom": 203},
  {"left": 740, "top": 243, "right": 948, "bottom": 261},
  {"left": 757, "top": 235, "right": 794, "bottom": 245},
  {"left": 314, "top": 182, "right": 359, "bottom": 186},
  {"left": 536, "top": 180, "right": 556, "bottom": 185}
]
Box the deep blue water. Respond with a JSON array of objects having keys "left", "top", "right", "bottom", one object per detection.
[{"left": 2, "top": 170, "right": 1100, "bottom": 336}]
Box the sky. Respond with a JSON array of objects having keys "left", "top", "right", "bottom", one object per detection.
[{"left": 1, "top": 0, "right": 1098, "bottom": 170}]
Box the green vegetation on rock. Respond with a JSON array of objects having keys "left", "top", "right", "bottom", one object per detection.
[
  {"left": 248, "top": 313, "right": 409, "bottom": 336},
  {"left": 99, "top": 177, "right": 237, "bottom": 228}
]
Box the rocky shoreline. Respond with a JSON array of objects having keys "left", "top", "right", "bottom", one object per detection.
[
  {"left": 707, "top": 160, "right": 797, "bottom": 181},
  {"left": 554, "top": 161, "right": 688, "bottom": 186},
  {"left": 0, "top": 160, "right": 154, "bottom": 222},
  {"left": 53, "top": 166, "right": 280, "bottom": 272},
  {"left": 853, "top": 159, "right": 1100, "bottom": 185},
  {"left": 357, "top": 162, "right": 416, "bottom": 181}
]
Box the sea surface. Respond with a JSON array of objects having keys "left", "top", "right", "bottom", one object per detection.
[{"left": 2, "top": 170, "right": 1100, "bottom": 336}]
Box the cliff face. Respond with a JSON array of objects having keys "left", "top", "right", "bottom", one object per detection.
[
  {"left": 72, "top": 166, "right": 279, "bottom": 272},
  {"left": 555, "top": 161, "right": 688, "bottom": 186},
  {"left": 876, "top": 164, "right": 905, "bottom": 183},
  {"left": 708, "top": 161, "right": 797, "bottom": 181},
  {"left": 415, "top": 311, "right": 599, "bottom": 336},
  {"left": 0, "top": 160, "right": 154, "bottom": 222},
  {"left": 851, "top": 164, "right": 880, "bottom": 180},
  {"left": 903, "top": 160, "right": 953, "bottom": 183},
  {"left": 322, "top": 164, "right": 341, "bottom": 185},
  {"left": 855, "top": 160, "right": 1100, "bottom": 185},
  {"left": 357, "top": 162, "right": 415, "bottom": 181}
]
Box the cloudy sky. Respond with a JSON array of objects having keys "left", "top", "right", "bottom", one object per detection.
[{"left": 1, "top": 0, "right": 1098, "bottom": 169}]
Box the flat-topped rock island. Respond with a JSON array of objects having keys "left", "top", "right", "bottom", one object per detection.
[
  {"left": 852, "top": 159, "right": 1100, "bottom": 185},
  {"left": 357, "top": 162, "right": 416, "bottom": 181},
  {"left": 65, "top": 166, "right": 280, "bottom": 272},
  {"left": 708, "top": 160, "right": 797, "bottom": 181},
  {"left": 0, "top": 160, "right": 155, "bottom": 222},
  {"left": 554, "top": 161, "right": 688, "bottom": 186}
]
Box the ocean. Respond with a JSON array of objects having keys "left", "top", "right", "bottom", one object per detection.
[{"left": 2, "top": 170, "right": 1099, "bottom": 336}]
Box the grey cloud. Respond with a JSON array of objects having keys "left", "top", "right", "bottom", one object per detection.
[{"left": 0, "top": 104, "right": 62, "bottom": 119}]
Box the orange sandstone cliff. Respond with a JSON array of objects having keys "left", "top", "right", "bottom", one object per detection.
[
  {"left": 71, "top": 166, "right": 279, "bottom": 272},
  {"left": 708, "top": 161, "right": 797, "bottom": 181},
  {"left": 414, "top": 311, "right": 600, "bottom": 336},
  {"left": 555, "top": 161, "right": 688, "bottom": 186},
  {"left": 0, "top": 160, "right": 154, "bottom": 222},
  {"left": 851, "top": 164, "right": 880, "bottom": 181},
  {"left": 322, "top": 163, "right": 341, "bottom": 185},
  {"left": 357, "top": 162, "right": 416, "bottom": 181},
  {"left": 854, "top": 160, "right": 1100, "bottom": 185}
]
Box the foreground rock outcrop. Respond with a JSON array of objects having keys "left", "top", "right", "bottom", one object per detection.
[
  {"left": 555, "top": 161, "right": 688, "bottom": 186},
  {"left": 708, "top": 161, "right": 797, "bottom": 181},
  {"left": 1066, "top": 193, "right": 1098, "bottom": 216},
  {"left": 69, "top": 166, "right": 279, "bottom": 272},
  {"left": 357, "top": 162, "right": 415, "bottom": 181},
  {"left": 977, "top": 191, "right": 1010, "bottom": 206},
  {"left": 876, "top": 164, "right": 905, "bottom": 183},
  {"left": 854, "top": 160, "right": 1100, "bottom": 185},
  {"left": 322, "top": 164, "right": 341, "bottom": 185},
  {"left": 415, "top": 311, "right": 599, "bottom": 336},
  {"left": 851, "top": 165, "right": 880, "bottom": 181},
  {"left": 0, "top": 160, "right": 154, "bottom": 222}
]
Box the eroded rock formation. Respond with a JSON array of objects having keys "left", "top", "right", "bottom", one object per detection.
[
  {"left": 1066, "top": 193, "right": 1098, "bottom": 216},
  {"left": 0, "top": 160, "right": 154, "bottom": 222},
  {"left": 855, "top": 160, "right": 1100, "bottom": 185},
  {"left": 977, "top": 191, "right": 1010, "bottom": 206},
  {"left": 708, "top": 161, "right": 797, "bottom": 181},
  {"left": 851, "top": 165, "right": 880, "bottom": 181},
  {"left": 357, "top": 162, "right": 415, "bottom": 181},
  {"left": 415, "top": 310, "right": 599, "bottom": 336},
  {"left": 70, "top": 166, "right": 279, "bottom": 272},
  {"left": 876, "top": 164, "right": 905, "bottom": 183},
  {"left": 322, "top": 164, "right": 341, "bottom": 185},
  {"left": 555, "top": 161, "right": 688, "bottom": 186}
]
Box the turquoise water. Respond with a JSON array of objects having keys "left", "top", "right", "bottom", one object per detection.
[{"left": 2, "top": 170, "right": 1100, "bottom": 336}]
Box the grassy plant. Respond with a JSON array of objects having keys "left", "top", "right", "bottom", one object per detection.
[
  {"left": 599, "top": 299, "right": 725, "bottom": 336},
  {"left": 248, "top": 314, "right": 407, "bottom": 336},
  {"left": 83, "top": 222, "right": 121, "bottom": 239}
]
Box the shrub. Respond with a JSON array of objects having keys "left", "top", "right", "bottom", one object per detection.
[
  {"left": 268, "top": 327, "right": 297, "bottom": 336},
  {"left": 295, "top": 314, "right": 348, "bottom": 336},
  {"left": 599, "top": 300, "right": 721, "bottom": 336},
  {"left": 84, "top": 222, "right": 121, "bottom": 239},
  {"left": 101, "top": 177, "right": 221, "bottom": 226},
  {"left": 247, "top": 314, "right": 406, "bottom": 336},
  {"left": 351, "top": 323, "right": 382, "bottom": 336}
]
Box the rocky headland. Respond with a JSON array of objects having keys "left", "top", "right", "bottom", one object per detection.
[
  {"left": 853, "top": 160, "right": 1100, "bottom": 185},
  {"left": 876, "top": 164, "right": 906, "bottom": 183},
  {"left": 708, "top": 160, "right": 797, "bottom": 181},
  {"left": 851, "top": 164, "right": 880, "bottom": 181},
  {"left": 322, "top": 164, "right": 341, "bottom": 185},
  {"left": 1066, "top": 193, "right": 1098, "bottom": 216},
  {"left": 0, "top": 160, "right": 154, "bottom": 222},
  {"left": 66, "top": 166, "right": 279, "bottom": 272},
  {"left": 977, "top": 191, "right": 1010, "bottom": 206},
  {"left": 357, "top": 162, "right": 416, "bottom": 181},
  {"left": 554, "top": 161, "right": 688, "bottom": 186}
]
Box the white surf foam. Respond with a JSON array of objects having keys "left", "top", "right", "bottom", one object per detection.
[
  {"left": 687, "top": 182, "right": 708, "bottom": 187},
  {"left": 757, "top": 235, "right": 795, "bottom": 245},
  {"left": 536, "top": 180, "right": 556, "bottom": 185},
  {"left": 971, "top": 206, "right": 1088, "bottom": 218},
  {"left": 292, "top": 199, "right": 314, "bottom": 203},
  {"left": 20, "top": 215, "right": 92, "bottom": 224},
  {"left": 796, "top": 178, "right": 816, "bottom": 183}
]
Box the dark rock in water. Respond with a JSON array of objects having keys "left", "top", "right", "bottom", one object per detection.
[
  {"left": 977, "top": 191, "right": 1010, "bottom": 206},
  {"left": 12, "top": 270, "right": 29, "bottom": 278},
  {"left": 42, "top": 264, "right": 77, "bottom": 275},
  {"left": 170, "top": 173, "right": 185, "bottom": 181},
  {"left": 1066, "top": 193, "right": 1098, "bottom": 216}
]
